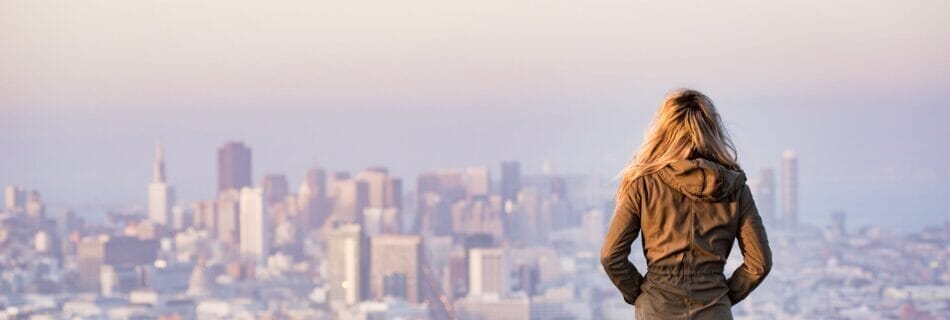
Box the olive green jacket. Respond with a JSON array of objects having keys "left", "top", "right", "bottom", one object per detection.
[{"left": 601, "top": 158, "right": 772, "bottom": 318}]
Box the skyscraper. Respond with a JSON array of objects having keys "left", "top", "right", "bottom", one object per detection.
[
  {"left": 328, "top": 224, "right": 367, "bottom": 306},
  {"left": 239, "top": 187, "right": 269, "bottom": 265},
  {"left": 262, "top": 174, "right": 289, "bottom": 205},
  {"left": 217, "top": 142, "right": 252, "bottom": 193},
  {"left": 500, "top": 161, "right": 521, "bottom": 213},
  {"left": 216, "top": 189, "right": 240, "bottom": 244},
  {"left": 781, "top": 150, "right": 799, "bottom": 228},
  {"left": 3, "top": 185, "right": 26, "bottom": 212},
  {"left": 298, "top": 167, "right": 330, "bottom": 232},
  {"left": 753, "top": 168, "right": 776, "bottom": 224},
  {"left": 469, "top": 247, "right": 508, "bottom": 297},
  {"left": 330, "top": 179, "right": 369, "bottom": 224},
  {"left": 369, "top": 234, "right": 423, "bottom": 303},
  {"left": 148, "top": 144, "right": 176, "bottom": 226},
  {"left": 466, "top": 166, "right": 491, "bottom": 199},
  {"left": 357, "top": 168, "right": 394, "bottom": 209},
  {"left": 77, "top": 235, "right": 106, "bottom": 292},
  {"left": 304, "top": 167, "right": 328, "bottom": 199}
]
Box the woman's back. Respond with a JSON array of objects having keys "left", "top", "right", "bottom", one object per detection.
[{"left": 601, "top": 89, "right": 772, "bottom": 320}]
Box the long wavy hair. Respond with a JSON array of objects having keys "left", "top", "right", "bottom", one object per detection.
[{"left": 617, "top": 89, "right": 741, "bottom": 187}]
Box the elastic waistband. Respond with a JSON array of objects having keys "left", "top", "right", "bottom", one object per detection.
[{"left": 647, "top": 265, "right": 723, "bottom": 276}]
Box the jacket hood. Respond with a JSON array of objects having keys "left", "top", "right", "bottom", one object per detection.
[{"left": 657, "top": 158, "right": 747, "bottom": 202}]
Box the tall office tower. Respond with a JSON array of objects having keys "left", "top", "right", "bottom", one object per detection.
[
  {"left": 369, "top": 234, "right": 423, "bottom": 303},
  {"left": 304, "top": 167, "right": 328, "bottom": 199},
  {"left": 262, "top": 174, "right": 289, "bottom": 205},
  {"left": 298, "top": 167, "right": 332, "bottom": 232},
  {"left": 25, "top": 190, "right": 45, "bottom": 219},
  {"left": 327, "top": 171, "right": 352, "bottom": 198},
  {"left": 500, "top": 161, "right": 521, "bottom": 213},
  {"left": 469, "top": 247, "right": 508, "bottom": 297},
  {"left": 217, "top": 141, "right": 252, "bottom": 193},
  {"left": 418, "top": 193, "right": 449, "bottom": 236},
  {"left": 239, "top": 187, "right": 269, "bottom": 265},
  {"left": 544, "top": 191, "right": 572, "bottom": 231},
  {"left": 171, "top": 205, "right": 192, "bottom": 231},
  {"left": 466, "top": 166, "right": 491, "bottom": 199},
  {"left": 781, "top": 150, "right": 799, "bottom": 228},
  {"left": 148, "top": 144, "right": 176, "bottom": 226},
  {"left": 192, "top": 200, "right": 217, "bottom": 231},
  {"left": 77, "top": 235, "right": 107, "bottom": 292},
  {"left": 331, "top": 179, "right": 369, "bottom": 224},
  {"left": 357, "top": 168, "right": 393, "bottom": 209},
  {"left": 328, "top": 224, "right": 367, "bottom": 306},
  {"left": 357, "top": 168, "right": 403, "bottom": 232},
  {"left": 4, "top": 185, "right": 26, "bottom": 212},
  {"left": 386, "top": 178, "right": 403, "bottom": 210},
  {"left": 752, "top": 168, "right": 777, "bottom": 224},
  {"left": 216, "top": 189, "right": 240, "bottom": 244},
  {"left": 515, "top": 189, "right": 546, "bottom": 244}
]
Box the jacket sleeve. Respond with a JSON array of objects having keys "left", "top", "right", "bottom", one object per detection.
[
  {"left": 600, "top": 179, "right": 644, "bottom": 305},
  {"left": 726, "top": 185, "right": 773, "bottom": 305}
]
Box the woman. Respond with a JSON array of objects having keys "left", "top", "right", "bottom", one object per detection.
[{"left": 601, "top": 89, "right": 772, "bottom": 319}]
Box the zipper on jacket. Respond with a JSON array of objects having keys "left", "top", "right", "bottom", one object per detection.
[{"left": 685, "top": 195, "right": 693, "bottom": 319}]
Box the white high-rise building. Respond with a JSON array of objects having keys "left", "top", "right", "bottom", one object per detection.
[
  {"left": 781, "top": 150, "right": 798, "bottom": 228},
  {"left": 469, "top": 247, "right": 508, "bottom": 297},
  {"left": 148, "top": 144, "right": 176, "bottom": 225},
  {"left": 239, "top": 187, "right": 269, "bottom": 265},
  {"left": 328, "top": 224, "right": 365, "bottom": 305},
  {"left": 4, "top": 185, "right": 27, "bottom": 212}
]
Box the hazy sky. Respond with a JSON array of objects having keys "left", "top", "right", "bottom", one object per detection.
[{"left": 2, "top": 1, "right": 948, "bottom": 230}]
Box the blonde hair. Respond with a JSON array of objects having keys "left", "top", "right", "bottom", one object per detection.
[{"left": 618, "top": 89, "right": 740, "bottom": 186}]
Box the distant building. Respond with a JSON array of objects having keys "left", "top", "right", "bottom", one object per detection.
[
  {"left": 262, "top": 174, "right": 289, "bottom": 205},
  {"left": 24, "top": 190, "right": 45, "bottom": 219},
  {"left": 3, "top": 185, "right": 27, "bottom": 212},
  {"left": 469, "top": 247, "right": 508, "bottom": 297},
  {"left": 357, "top": 168, "right": 389, "bottom": 209},
  {"left": 329, "top": 179, "right": 369, "bottom": 224},
  {"left": 104, "top": 236, "right": 158, "bottom": 266},
  {"left": 76, "top": 235, "right": 106, "bottom": 292},
  {"left": 304, "top": 167, "right": 328, "bottom": 199},
  {"left": 100, "top": 265, "right": 139, "bottom": 296},
  {"left": 466, "top": 166, "right": 491, "bottom": 199},
  {"left": 239, "top": 187, "right": 269, "bottom": 265},
  {"left": 328, "top": 224, "right": 367, "bottom": 306},
  {"left": 369, "top": 234, "right": 423, "bottom": 303},
  {"left": 216, "top": 189, "right": 240, "bottom": 244},
  {"left": 298, "top": 167, "right": 331, "bottom": 232},
  {"left": 781, "top": 150, "right": 799, "bottom": 228},
  {"left": 500, "top": 161, "right": 522, "bottom": 213},
  {"left": 217, "top": 142, "right": 252, "bottom": 193},
  {"left": 148, "top": 144, "right": 176, "bottom": 226},
  {"left": 356, "top": 168, "right": 403, "bottom": 230},
  {"left": 192, "top": 200, "right": 217, "bottom": 231}
]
